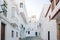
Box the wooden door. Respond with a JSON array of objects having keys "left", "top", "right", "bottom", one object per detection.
[
  {"left": 57, "top": 24, "right": 60, "bottom": 40},
  {"left": 1, "top": 23, "right": 5, "bottom": 40}
]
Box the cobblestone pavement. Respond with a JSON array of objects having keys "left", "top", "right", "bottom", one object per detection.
[{"left": 21, "top": 36, "right": 43, "bottom": 40}]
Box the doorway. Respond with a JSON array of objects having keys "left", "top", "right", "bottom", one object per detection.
[
  {"left": 1, "top": 23, "right": 5, "bottom": 40},
  {"left": 48, "top": 31, "right": 50, "bottom": 40},
  {"left": 57, "top": 24, "right": 60, "bottom": 40},
  {"left": 35, "top": 32, "right": 38, "bottom": 36}
]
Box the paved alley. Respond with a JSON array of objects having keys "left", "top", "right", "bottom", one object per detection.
[
  {"left": 21, "top": 36, "right": 43, "bottom": 40},
  {"left": 0, "top": 0, "right": 60, "bottom": 40}
]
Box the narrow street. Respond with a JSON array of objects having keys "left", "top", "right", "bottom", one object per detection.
[
  {"left": 0, "top": 0, "right": 60, "bottom": 40},
  {"left": 22, "top": 36, "right": 43, "bottom": 40}
]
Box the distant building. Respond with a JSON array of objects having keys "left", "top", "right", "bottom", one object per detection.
[
  {"left": 25, "top": 15, "right": 41, "bottom": 37},
  {"left": 29, "top": 15, "right": 36, "bottom": 22},
  {"left": 19, "top": 0, "right": 29, "bottom": 38}
]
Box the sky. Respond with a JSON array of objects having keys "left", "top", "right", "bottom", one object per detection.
[
  {"left": 15, "top": 0, "right": 50, "bottom": 21},
  {"left": 25, "top": 0, "right": 50, "bottom": 20}
]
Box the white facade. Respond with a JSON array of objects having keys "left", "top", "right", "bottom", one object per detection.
[
  {"left": 18, "top": 0, "right": 29, "bottom": 38},
  {"left": 0, "top": 0, "right": 23, "bottom": 40},
  {"left": 0, "top": 0, "right": 41, "bottom": 39},
  {"left": 39, "top": 4, "right": 57, "bottom": 40},
  {"left": 1, "top": 0, "right": 60, "bottom": 40},
  {"left": 0, "top": 0, "right": 27, "bottom": 40},
  {"left": 25, "top": 16, "right": 41, "bottom": 37}
]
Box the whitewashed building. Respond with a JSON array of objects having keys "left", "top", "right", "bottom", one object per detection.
[
  {"left": 0, "top": 0, "right": 28, "bottom": 40},
  {"left": 19, "top": 0, "right": 29, "bottom": 38},
  {"left": 0, "top": 0, "right": 20, "bottom": 40},
  {"left": 25, "top": 16, "right": 41, "bottom": 37},
  {"left": 39, "top": 0, "right": 60, "bottom": 40}
]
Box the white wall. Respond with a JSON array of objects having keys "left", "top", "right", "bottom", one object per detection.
[
  {"left": 0, "top": 19, "right": 20, "bottom": 40},
  {"left": 25, "top": 20, "right": 40, "bottom": 37},
  {"left": 0, "top": 0, "right": 21, "bottom": 40},
  {"left": 49, "top": 20, "right": 57, "bottom": 40},
  {"left": 40, "top": 19, "right": 57, "bottom": 40},
  {"left": 40, "top": 4, "right": 57, "bottom": 40}
]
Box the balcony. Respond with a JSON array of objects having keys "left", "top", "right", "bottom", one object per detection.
[
  {"left": 0, "top": 3, "right": 7, "bottom": 17},
  {"left": 0, "top": 4, "right": 8, "bottom": 22},
  {"left": 50, "top": 1, "right": 60, "bottom": 20},
  {"left": 56, "top": 0, "right": 60, "bottom": 5},
  {"left": 10, "top": 17, "right": 18, "bottom": 27}
]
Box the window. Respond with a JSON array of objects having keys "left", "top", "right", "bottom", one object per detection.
[
  {"left": 16, "top": 32, "right": 18, "bottom": 37},
  {"left": 12, "top": 30, "right": 14, "bottom": 37},
  {"left": 49, "top": 15, "right": 51, "bottom": 18},
  {"left": 28, "top": 31, "right": 30, "bottom": 34},
  {"left": 20, "top": 3, "right": 23, "bottom": 8},
  {"left": 35, "top": 32, "right": 38, "bottom": 36},
  {"left": 39, "top": 23, "right": 41, "bottom": 27},
  {"left": 21, "top": 24, "right": 23, "bottom": 28},
  {"left": 11, "top": 7, "right": 15, "bottom": 17},
  {"left": 39, "top": 33, "right": 40, "bottom": 35},
  {"left": 20, "top": 31, "right": 21, "bottom": 36},
  {"left": 23, "top": 27, "right": 25, "bottom": 30},
  {"left": 26, "top": 31, "right": 27, "bottom": 33}
]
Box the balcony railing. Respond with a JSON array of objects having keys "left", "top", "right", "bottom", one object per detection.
[
  {"left": 10, "top": 17, "right": 18, "bottom": 27},
  {"left": 50, "top": 0, "right": 53, "bottom": 3},
  {"left": 56, "top": 0, "right": 60, "bottom": 5},
  {"left": 0, "top": 0, "right": 7, "bottom": 17}
]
